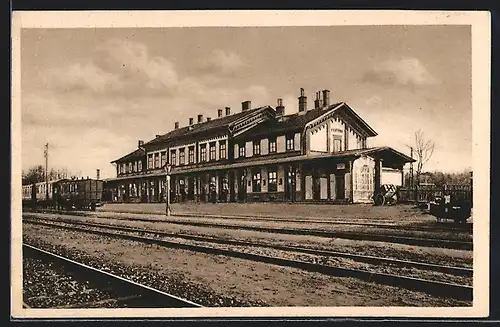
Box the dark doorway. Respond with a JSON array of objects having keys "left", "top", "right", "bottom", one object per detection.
[
  {"left": 229, "top": 171, "right": 236, "bottom": 202},
  {"left": 237, "top": 169, "right": 246, "bottom": 202},
  {"left": 179, "top": 179, "right": 186, "bottom": 202},
  {"left": 187, "top": 177, "right": 195, "bottom": 201},
  {"left": 335, "top": 174, "right": 345, "bottom": 200},
  {"left": 285, "top": 167, "right": 296, "bottom": 201}
]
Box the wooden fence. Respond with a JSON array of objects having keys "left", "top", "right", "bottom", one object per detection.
[{"left": 398, "top": 185, "right": 472, "bottom": 204}]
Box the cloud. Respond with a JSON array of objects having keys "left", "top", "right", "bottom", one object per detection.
[
  {"left": 196, "top": 50, "right": 246, "bottom": 77},
  {"left": 363, "top": 58, "right": 438, "bottom": 87},
  {"left": 41, "top": 38, "right": 179, "bottom": 96}
]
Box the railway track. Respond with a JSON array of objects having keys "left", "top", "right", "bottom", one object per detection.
[
  {"left": 30, "top": 208, "right": 473, "bottom": 233},
  {"left": 23, "top": 212, "right": 472, "bottom": 250},
  {"left": 24, "top": 216, "right": 473, "bottom": 276},
  {"left": 24, "top": 218, "right": 473, "bottom": 301},
  {"left": 23, "top": 243, "right": 202, "bottom": 308}
]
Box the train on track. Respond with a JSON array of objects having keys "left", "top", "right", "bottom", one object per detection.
[{"left": 22, "top": 178, "right": 104, "bottom": 211}]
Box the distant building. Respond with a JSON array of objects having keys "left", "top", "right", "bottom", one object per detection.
[{"left": 105, "top": 88, "right": 415, "bottom": 204}]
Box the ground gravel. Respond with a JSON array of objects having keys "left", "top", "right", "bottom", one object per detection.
[
  {"left": 23, "top": 256, "right": 122, "bottom": 308},
  {"left": 23, "top": 223, "right": 471, "bottom": 307}
]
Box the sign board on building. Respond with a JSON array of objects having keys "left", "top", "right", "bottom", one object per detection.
[{"left": 337, "top": 163, "right": 346, "bottom": 170}]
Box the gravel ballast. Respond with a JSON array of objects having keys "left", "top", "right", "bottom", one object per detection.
[{"left": 23, "top": 223, "right": 471, "bottom": 307}]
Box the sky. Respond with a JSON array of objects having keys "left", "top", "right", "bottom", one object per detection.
[{"left": 20, "top": 25, "right": 472, "bottom": 179}]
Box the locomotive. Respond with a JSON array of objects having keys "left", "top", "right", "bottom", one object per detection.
[{"left": 22, "top": 178, "right": 104, "bottom": 211}]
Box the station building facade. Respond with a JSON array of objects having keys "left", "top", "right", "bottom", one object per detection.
[{"left": 105, "top": 88, "right": 414, "bottom": 204}]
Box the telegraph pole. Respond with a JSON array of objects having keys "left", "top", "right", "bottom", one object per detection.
[
  {"left": 409, "top": 146, "right": 414, "bottom": 188},
  {"left": 164, "top": 164, "right": 171, "bottom": 216},
  {"left": 44, "top": 143, "right": 49, "bottom": 201}
]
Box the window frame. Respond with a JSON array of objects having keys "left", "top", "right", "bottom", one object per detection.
[
  {"left": 188, "top": 146, "right": 195, "bottom": 164},
  {"left": 154, "top": 153, "right": 160, "bottom": 168},
  {"left": 253, "top": 140, "right": 261, "bottom": 156},
  {"left": 268, "top": 170, "right": 277, "bottom": 192},
  {"left": 209, "top": 142, "right": 216, "bottom": 161},
  {"left": 179, "top": 148, "right": 186, "bottom": 165},
  {"left": 148, "top": 154, "right": 153, "bottom": 169},
  {"left": 285, "top": 135, "right": 295, "bottom": 151},
  {"left": 333, "top": 136, "right": 342, "bottom": 153},
  {"left": 161, "top": 151, "right": 166, "bottom": 167},
  {"left": 200, "top": 144, "right": 207, "bottom": 162},
  {"left": 170, "top": 150, "right": 177, "bottom": 166},
  {"left": 238, "top": 144, "right": 246, "bottom": 157},
  {"left": 219, "top": 141, "right": 227, "bottom": 160},
  {"left": 252, "top": 171, "right": 261, "bottom": 193},
  {"left": 268, "top": 138, "right": 277, "bottom": 153}
]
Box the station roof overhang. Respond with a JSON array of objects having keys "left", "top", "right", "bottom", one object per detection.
[{"left": 103, "top": 146, "right": 413, "bottom": 183}]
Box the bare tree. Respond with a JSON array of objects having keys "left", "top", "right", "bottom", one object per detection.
[{"left": 413, "top": 129, "right": 435, "bottom": 185}]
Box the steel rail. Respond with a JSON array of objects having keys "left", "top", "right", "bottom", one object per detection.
[
  {"left": 23, "top": 212, "right": 472, "bottom": 250},
  {"left": 24, "top": 219, "right": 472, "bottom": 301},
  {"left": 23, "top": 243, "right": 203, "bottom": 308},
  {"left": 24, "top": 217, "right": 473, "bottom": 277},
  {"left": 27, "top": 208, "right": 473, "bottom": 233}
]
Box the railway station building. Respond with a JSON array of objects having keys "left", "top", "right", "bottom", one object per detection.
[{"left": 105, "top": 88, "right": 414, "bottom": 204}]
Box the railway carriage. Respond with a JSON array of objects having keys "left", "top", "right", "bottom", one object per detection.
[{"left": 22, "top": 178, "right": 104, "bottom": 211}]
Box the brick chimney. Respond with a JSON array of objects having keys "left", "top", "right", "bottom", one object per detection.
[
  {"left": 174, "top": 122, "right": 179, "bottom": 129},
  {"left": 225, "top": 107, "right": 231, "bottom": 116},
  {"left": 96, "top": 169, "right": 100, "bottom": 180},
  {"left": 138, "top": 140, "right": 144, "bottom": 148},
  {"left": 197, "top": 114, "right": 204, "bottom": 123},
  {"left": 276, "top": 98, "right": 285, "bottom": 117},
  {"left": 242, "top": 100, "right": 251, "bottom": 111},
  {"left": 189, "top": 117, "right": 194, "bottom": 125},
  {"left": 314, "top": 91, "right": 322, "bottom": 109},
  {"left": 298, "top": 88, "right": 307, "bottom": 113},
  {"left": 218, "top": 109, "right": 223, "bottom": 117},
  {"left": 322, "top": 89, "right": 330, "bottom": 107}
]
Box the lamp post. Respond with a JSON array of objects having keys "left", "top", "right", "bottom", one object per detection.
[{"left": 164, "top": 164, "right": 171, "bottom": 216}]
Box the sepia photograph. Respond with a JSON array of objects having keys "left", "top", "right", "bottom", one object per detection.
[{"left": 11, "top": 10, "right": 491, "bottom": 319}]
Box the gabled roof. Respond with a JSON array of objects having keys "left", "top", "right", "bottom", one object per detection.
[
  {"left": 305, "top": 102, "right": 377, "bottom": 137},
  {"left": 144, "top": 106, "right": 273, "bottom": 148},
  {"left": 110, "top": 147, "right": 145, "bottom": 164},
  {"left": 235, "top": 103, "right": 343, "bottom": 141}
]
